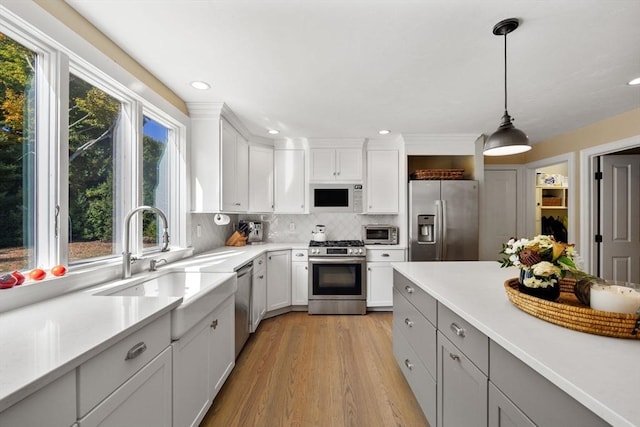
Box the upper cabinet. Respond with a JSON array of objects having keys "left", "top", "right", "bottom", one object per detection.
[
  {"left": 309, "top": 145, "right": 363, "bottom": 182},
  {"left": 366, "top": 149, "right": 399, "bottom": 213},
  {"left": 189, "top": 103, "right": 251, "bottom": 213},
  {"left": 249, "top": 144, "right": 274, "bottom": 213},
  {"left": 221, "top": 118, "right": 249, "bottom": 212},
  {"left": 274, "top": 149, "right": 305, "bottom": 213}
]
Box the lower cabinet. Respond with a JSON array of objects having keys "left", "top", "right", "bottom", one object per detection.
[
  {"left": 437, "top": 332, "right": 487, "bottom": 427},
  {"left": 267, "top": 250, "right": 291, "bottom": 312},
  {"left": 251, "top": 254, "right": 267, "bottom": 332},
  {"left": 367, "top": 248, "right": 404, "bottom": 308},
  {"left": 291, "top": 249, "right": 308, "bottom": 306},
  {"left": 173, "top": 295, "right": 235, "bottom": 427},
  {"left": 0, "top": 370, "right": 76, "bottom": 427},
  {"left": 488, "top": 382, "right": 535, "bottom": 427},
  {"left": 78, "top": 347, "right": 172, "bottom": 427}
]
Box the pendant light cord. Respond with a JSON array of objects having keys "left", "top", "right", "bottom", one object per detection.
[{"left": 503, "top": 33, "right": 508, "bottom": 112}]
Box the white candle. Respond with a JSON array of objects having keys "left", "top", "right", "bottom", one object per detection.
[{"left": 590, "top": 284, "right": 640, "bottom": 314}]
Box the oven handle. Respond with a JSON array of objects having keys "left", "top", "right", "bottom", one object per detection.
[{"left": 308, "top": 257, "right": 366, "bottom": 264}]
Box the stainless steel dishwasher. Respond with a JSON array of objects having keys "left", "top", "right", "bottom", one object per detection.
[{"left": 234, "top": 261, "right": 253, "bottom": 358}]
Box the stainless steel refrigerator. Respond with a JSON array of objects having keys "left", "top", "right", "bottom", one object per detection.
[{"left": 409, "top": 180, "right": 479, "bottom": 261}]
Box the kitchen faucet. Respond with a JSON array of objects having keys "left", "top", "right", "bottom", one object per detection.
[{"left": 122, "top": 205, "right": 169, "bottom": 279}]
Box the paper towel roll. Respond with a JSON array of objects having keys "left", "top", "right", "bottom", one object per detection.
[{"left": 214, "top": 213, "right": 230, "bottom": 225}]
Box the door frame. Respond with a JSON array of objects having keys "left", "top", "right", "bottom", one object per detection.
[
  {"left": 524, "top": 153, "right": 575, "bottom": 241},
  {"left": 579, "top": 135, "right": 640, "bottom": 274}
]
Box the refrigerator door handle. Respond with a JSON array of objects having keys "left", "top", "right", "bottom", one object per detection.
[
  {"left": 435, "top": 200, "right": 442, "bottom": 260},
  {"left": 441, "top": 199, "right": 447, "bottom": 260}
]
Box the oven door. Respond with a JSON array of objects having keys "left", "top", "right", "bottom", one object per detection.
[{"left": 308, "top": 257, "right": 366, "bottom": 300}]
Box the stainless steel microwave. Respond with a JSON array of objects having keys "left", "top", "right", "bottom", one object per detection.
[
  {"left": 309, "top": 184, "right": 363, "bottom": 213},
  {"left": 362, "top": 224, "right": 399, "bottom": 245}
]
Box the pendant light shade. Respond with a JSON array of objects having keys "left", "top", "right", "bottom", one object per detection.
[{"left": 484, "top": 18, "right": 531, "bottom": 156}]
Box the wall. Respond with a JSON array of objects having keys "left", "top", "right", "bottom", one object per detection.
[{"left": 190, "top": 213, "right": 238, "bottom": 254}]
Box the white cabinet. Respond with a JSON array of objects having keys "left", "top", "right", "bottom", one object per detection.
[
  {"left": 310, "top": 148, "right": 362, "bottom": 182},
  {"left": 366, "top": 248, "right": 404, "bottom": 308},
  {"left": 274, "top": 149, "right": 305, "bottom": 213},
  {"left": 78, "top": 347, "right": 172, "bottom": 427},
  {"left": 251, "top": 254, "right": 267, "bottom": 332},
  {"left": 0, "top": 370, "right": 76, "bottom": 427},
  {"left": 172, "top": 295, "right": 235, "bottom": 427},
  {"left": 291, "top": 249, "right": 308, "bottom": 306},
  {"left": 366, "top": 149, "right": 399, "bottom": 213},
  {"left": 267, "top": 250, "right": 291, "bottom": 311},
  {"left": 221, "top": 118, "right": 249, "bottom": 212},
  {"left": 249, "top": 145, "right": 274, "bottom": 212}
]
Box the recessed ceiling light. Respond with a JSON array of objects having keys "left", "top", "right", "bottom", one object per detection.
[
  {"left": 190, "top": 81, "right": 210, "bottom": 90},
  {"left": 628, "top": 77, "right": 640, "bottom": 86},
  {"left": 378, "top": 129, "right": 391, "bottom": 135},
  {"left": 268, "top": 129, "right": 280, "bottom": 135}
]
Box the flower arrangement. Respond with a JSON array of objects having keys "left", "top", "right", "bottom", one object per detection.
[{"left": 499, "top": 235, "right": 585, "bottom": 289}]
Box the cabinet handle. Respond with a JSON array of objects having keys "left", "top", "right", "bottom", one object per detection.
[
  {"left": 404, "top": 318, "right": 414, "bottom": 327},
  {"left": 211, "top": 319, "right": 218, "bottom": 329},
  {"left": 259, "top": 274, "right": 264, "bottom": 279},
  {"left": 450, "top": 322, "right": 466, "bottom": 337},
  {"left": 305, "top": 266, "right": 308, "bottom": 270},
  {"left": 405, "top": 285, "right": 414, "bottom": 294},
  {"left": 333, "top": 172, "right": 336, "bottom": 176},
  {"left": 449, "top": 353, "right": 460, "bottom": 361},
  {"left": 404, "top": 359, "right": 414, "bottom": 370},
  {"left": 381, "top": 253, "right": 390, "bottom": 257},
  {"left": 235, "top": 202, "right": 241, "bottom": 206},
  {"left": 368, "top": 267, "right": 371, "bottom": 271},
  {"left": 125, "top": 342, "right": 147, "bottom": 360},
  {"left": 259, "top": 259, "right": 263, "bottom": 264},
  {"left": 295, "top": 253, "right": 304, "bottom": 257}
]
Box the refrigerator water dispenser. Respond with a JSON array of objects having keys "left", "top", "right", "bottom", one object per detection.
[{"left": 417, "top": 215, "right": 435, "bottom": 243}]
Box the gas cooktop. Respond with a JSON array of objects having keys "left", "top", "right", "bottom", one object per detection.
[{"left": 308, "top": 240, "right": 365, "bottom": 247}]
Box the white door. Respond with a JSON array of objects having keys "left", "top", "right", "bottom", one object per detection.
[
  {"left": 481, "top": 169, "right": 517, "bottom": 261},
  {"left": 601, "top": 155, "right": 640, "bottom": 283}
]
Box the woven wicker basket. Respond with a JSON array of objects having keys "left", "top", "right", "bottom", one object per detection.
[
  {"left": 504, "top": 278, "right": 640, "bottom": 339},
  {"left": 411, "top": 168, "right": 464, "bottom": 180}
]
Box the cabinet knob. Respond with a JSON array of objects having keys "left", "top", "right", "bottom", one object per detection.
[
  {"left": 450, "top": 322, "right": 466, "bottom": 337},
  {"left": 305, "top": 266, "right": 307, "bottom": 270},
  {"left": 449, "top": 353, "right": 460, "bottom": 362},
  {"left": 404, "top": 359, "right": 414, "bottom": 370},
  {"left": 211, "top": 319, "right": 218, "bottom": 329},
  {"left": 295, "top": 253, "right": 304, "bottom": 257},
  {"left": 125, "top": 342, "right": 147, "bottom": 360},
  {"left": 405, "top": 285, "right": 414, "bottom": 294},
  {"left": 381, "top": 253, "right": 390, "bottom": 257},
  {"left": 235, "top": 202, "right": 241, "bottom": 206},
  {"left": 259, "top": 275, "right": 264, "bottom": 279},
  {"left": 404, "top": 318, "right": 414, "bottom": 327}
]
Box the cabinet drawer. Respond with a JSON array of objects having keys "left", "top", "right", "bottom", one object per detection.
[
  {"left": 393, "top": 288, "right": 437, "bottom": 378},
  {"left": 366, "top": 249, "right": 404, "bottom": 262},
  {"left": 393, "top": 270, "right": 436, "bottom": 325},
  {"left": 437, "top": 302, "right": 488, "bottom": 374},
  {"left": 253, "top": 253, "right": 267, "bottom": 272},
  {"left": 489, "top": 341, "right": 608, "bottom": 427},
  {"left": 77, "top": 313, "right": 171, "bottom": 417},
  {"left": 291, "top": 249, "right": 308, "bottom": 262},
  {"left": 393, "top": 330, "right": 436, "bottom": 424}
]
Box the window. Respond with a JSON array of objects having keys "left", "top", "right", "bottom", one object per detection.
[
  {"left": 67, "top": 73, "right": 122, "bottom": 263},
  {"left": 0, "top": 31, "right": 37, "bottom": 272},
  {"left": 0, "top": 8, "right": 187, "bottom": 278},
  {"left": 142, "top": 115, "right": 170, "bottom": 250}
]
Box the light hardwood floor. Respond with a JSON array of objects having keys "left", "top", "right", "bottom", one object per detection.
[{"left": 200, "top": 311, "right": 429, "bottom": 427}]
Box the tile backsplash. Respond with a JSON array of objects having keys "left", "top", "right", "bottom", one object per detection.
[
  {"left": 190, "top": 212, "right": 401, "bottom": 253},
  {"left": 239, "top": 213, "right": 401, "bottom": 243}
]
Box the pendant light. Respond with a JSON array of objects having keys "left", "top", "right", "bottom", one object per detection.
[{"left": 483, "top": 18, "right": 531, "bottom": 156}]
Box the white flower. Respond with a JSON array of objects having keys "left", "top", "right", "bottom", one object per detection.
[
  {"left": 532, "top": 261, "right": 561, "bottom": 277},
  {"left": 523, "top": 275, "right": 558, "bottom": 288}
]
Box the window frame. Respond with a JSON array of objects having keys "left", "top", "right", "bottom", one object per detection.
[{"left": 0, "top": 8, "right": 188, "bottom": 273}]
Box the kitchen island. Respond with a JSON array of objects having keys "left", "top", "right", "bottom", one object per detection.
[{"left": 392, "top": 261, "right": 639, "bottom": 427}]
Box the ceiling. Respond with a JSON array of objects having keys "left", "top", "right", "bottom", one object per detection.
[{"left": 64, "top": 0, "right": 640, "bottom": 144}]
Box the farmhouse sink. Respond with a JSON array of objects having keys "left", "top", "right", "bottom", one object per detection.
[{"left": 96, "top": 270, "right": 237, "bottom": 339}]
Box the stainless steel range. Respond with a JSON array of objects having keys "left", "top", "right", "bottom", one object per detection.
[{"left": 308, "top": 240, "right": 367, "bottom": 315}]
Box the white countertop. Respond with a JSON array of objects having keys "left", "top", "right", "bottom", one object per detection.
[
  {"left": 0, "top": 242, "right": 309, "bottom": 413},
  {"left": 0, "top": 291, "right": 181, "bottom": 412},
  {"left": 392, "top": 261, "right": 640, "bottom": 427}
]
